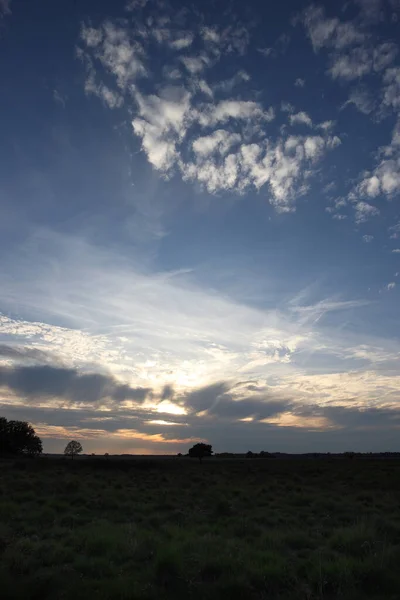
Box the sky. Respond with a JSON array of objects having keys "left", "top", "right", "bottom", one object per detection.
[{"left": 1, "top": 0, "right": 400, "bottom": 454}]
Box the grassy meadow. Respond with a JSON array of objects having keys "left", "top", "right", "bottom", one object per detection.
[{"left": 1, "top": 456, "right": 400, "bottom": 599}]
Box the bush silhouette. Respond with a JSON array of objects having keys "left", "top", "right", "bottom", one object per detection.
[
  {"left": 188, "top": 443, "right": 213, "bottom": 463},
  {"left": 0, "top": 417, "right": 42, "bottom": 457},
  {"left": 64, "top": 440, "right": 83, "bottom": 460}
]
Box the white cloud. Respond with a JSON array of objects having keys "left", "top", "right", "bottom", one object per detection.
[
  {"left": 78, "top": 8, "right": 341, "bottom": 212},
  {"left": 392, "top": 249, "right": 400, "bottom": 253},
  {"left": 387, "top": 282, "right": 396, "bottom": 290},
  {"left": 350, "top": 119, "right": 400, "bottom": 206},
  {"left": 289, "top": 111, "right": 313, "bottom": 127},
  {"left": 302, "top": 6, "right": 366, "bottom": 52},
  {"left": 330, "top": 47, "right": 372, "bottom": 80},
  {"left": 84, "top": 73, "right": 123, "bottom": 108},
  {"left": 373, "top": 43, "right": 398, "bottom": 71},
  {"left": 382, "top": 67, "right": 400, "bottom": 110},
  {"left": 197, "top": 100, "right": 274, "bottom": 127},
  {"left": 342, "top": 86, "right": 376, "bottom": 114},
  {"left": 389, "top": 222, "right": 400, "bottom": 239},
  {"left": 180, "top": 55, "right": 208, "bottom": 74},
  {"left": 214, "top": 70, "right": 250, "bottom": 93},
  {"left": 163, "top": 66, "right": 182, "bottom": 80},
  {"left": 81, "top": 25, "right": 103, "bottom": 48},
  {"left": 192, "top": 130, "right": 241, "bottom": 157},
  {"left": 354, "top": 201, "right": 380, "bottom": 223},
  {"left": 105, "top": 23, "right": 147, "bottom": 84},
  {"left": 363, "top": 234, "right": 374, "bottom": 242},
  {"left": 132, "top": 86, "right": 192, "bottom": 171},
  {"left": 2, "top": 230, "right": 398, "bottom": 408},
  {"left": 302, "top": 5, "right": 397, "bottom": 84},
  {"left": 258, "top": 47, "right": 274, "bottom": 58},
  {"left": 169, "top": 34, "right": 194, "bottom": 50},
  {"left": 357, "top": 174, "right": 381, "bottom": 197},
  {"left": 317, "top": 120, "right": 335, "bottom": 132},
  {"left": 281, "top": 101, "right": 295, "bottom": 113},
  {"left": 295, "top": 77, "right": 305, "bottom": 87}
]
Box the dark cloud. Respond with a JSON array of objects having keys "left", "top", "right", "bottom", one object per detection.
[
  {"left": 183, "top": 382, "right": 228, "bottom": 413},
  {"left": 2, "top": 395, "right": 400, "bottom": 454},
  {"left": 0, "top": 364, "right": 151, "bottom": 404},
  {"left": 2, "top": 361, "right": 400, "bottom": 453},
  {"left": 161, "top": 384, "right": 174, "bottom": 400},
  {"left": 0, "top": 344, "right": 56, "bottom": 364},
  {"left": 209, "top": 396, "right": 292, "bottom": 420},
  {"left": 316, "top": 405, "right": 400, "bottom": 430},
  {"left": 182, "top": 381, "right": 292, "bottom": 420}
]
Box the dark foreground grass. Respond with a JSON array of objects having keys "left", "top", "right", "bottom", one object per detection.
[{"left": 1, "top": 457, "right": 400, "bottom": 600}]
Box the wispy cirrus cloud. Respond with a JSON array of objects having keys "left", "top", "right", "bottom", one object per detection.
[{"left": 1, "top": 229, "right": 398, "bottom": 411}]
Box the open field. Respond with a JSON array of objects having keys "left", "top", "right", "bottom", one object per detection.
[{"left": 1, "top": 457, "right": 400, "bottom": 600}]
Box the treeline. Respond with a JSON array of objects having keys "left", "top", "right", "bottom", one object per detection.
[{"left": 0, "top": 417, "right": 42, "bottom": 457}]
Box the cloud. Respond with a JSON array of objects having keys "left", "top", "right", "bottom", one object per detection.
[
  {"left": 350, "top": 118, "right": 400, "bottom": 205},
  {"left": 196, "top": 100, "right": 274, "bottom": 127},
  {"left": 382, "top": 67, "right": 400, "bottom": 110},
  {"left": 132, "top": 86, "right": 191, "bottom": 171},
  {"left": 213, "top": 70, "right": 250, "bottom": 93},
  {"left": 354, "top": 201, "right": 380, "bottom": 223},
  {"left": 78, "top": 10, "right": 341, "bottom": 213},
  {"left": 0, "top": 344, "right": 56, "bottom": 364},
  {"left": 362, "top": 234, "right": 374, "bottom": 242},
  {"left": 258, "top": 47, "right": 274, "bottom": 58},
  {"left": 342, "top": 86, "right": 376, "bottom": 114},
  {"left": 169, "top": 34, "right": 194, "bottom": 50},
  {"left": 301, "top": 5, "right": 397, "bottom": 82},
  {"left": 2, "top": 229, "right": 393, "bottom": 406},
  {"left": 80, "top": 21, "right": 147, "bottom": 90},
  {"left": 0, "top": 363, "right": 152, "bottom": 405},
  {"left": 294, "top": 77, "right": 305, "bottom": 87},
  {"left": 330, "top": 47, "right": 372, "bottom": 80},
  {"left": 281, "top": 101, "right": 295, "bottom": 113},
  {"left": 0, "top": 0, "right": 11, "bottom": 17},
  {"left": 53, "top": 89, "right": 67, "bottom": 108},
  {"left": 392, "top": 248, "right": 400, "bottom": 253},
  {"left": 355, "top": 0, "right": 384, "bottom": 23},
  {"left": 84, "top": 73, "right": 123, "bottom": 108},
  {"left": 192, "top": 130, "right": 241, "bottom": 157},
  {"left": 180, "top": 55, "right": 208, "bottom": 74},
  {"left": 387, "top": 282, "right": 396, "bottom": 290},
  {"left": 289, "top": 111, "right": 313, "bottom": 127},
  {"left": 302, "top": 6, "right": 366, "bottom": 52}
]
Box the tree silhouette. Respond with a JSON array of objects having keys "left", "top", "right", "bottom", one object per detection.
[
  {"left": 64, "top": 440, "right": 83, "bottom": 460},
  {"left": 0, "top": 417, "right": 42, "bottom": 457},
  {"left": 188, "top": 442, "right": 213, "bottom": 463}
]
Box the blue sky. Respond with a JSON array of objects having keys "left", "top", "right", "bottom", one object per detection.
[{"left": 1, "top": 0, "right": 400, "bottom": 454}]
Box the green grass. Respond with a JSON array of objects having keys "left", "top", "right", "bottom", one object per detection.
[{"left": 1, "top": 457, "right": 400, "bottom": 599}]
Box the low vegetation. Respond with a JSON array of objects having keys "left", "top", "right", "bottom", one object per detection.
[{"left": 1, "top": 456, "right": 400, "bottom": 599}]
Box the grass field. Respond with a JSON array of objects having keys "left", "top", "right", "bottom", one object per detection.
[{"left": 1, "top": 457, "right": 400, "bottom": 600}]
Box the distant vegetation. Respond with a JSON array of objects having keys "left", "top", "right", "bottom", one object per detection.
[{"left": 0, "top": 417, "right": 42, "bottom": 457}]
